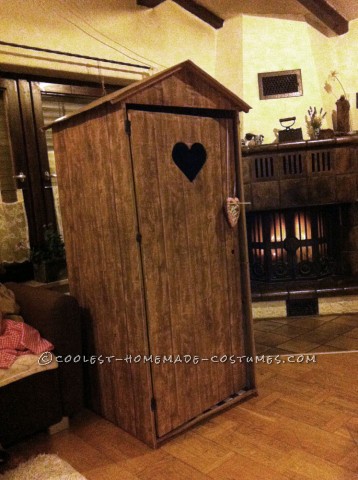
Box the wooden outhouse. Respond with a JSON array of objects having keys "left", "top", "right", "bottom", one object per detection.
[{"left": 47, "top": 60, "right": 256, "bottom": 447}]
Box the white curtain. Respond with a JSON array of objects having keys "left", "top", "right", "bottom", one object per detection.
[{"left": 0, "top": 191, "right": 30, "bottom": 263}]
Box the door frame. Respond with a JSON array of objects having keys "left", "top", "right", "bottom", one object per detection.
[{"left": 0, "top": 72, "right": 120, "bottom": 247}]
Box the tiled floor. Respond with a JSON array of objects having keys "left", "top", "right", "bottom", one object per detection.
[{"left": 254, "top": 313, "right": 358, "bottom": 355}]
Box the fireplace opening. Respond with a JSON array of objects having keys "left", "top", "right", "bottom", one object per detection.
[{"left": 247, "top": 205, "right": 348, "bottom": 283}]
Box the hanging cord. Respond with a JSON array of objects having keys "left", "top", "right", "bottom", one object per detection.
[
  {"left": 57, "top": 14, "right": 151, "bottom": 68},
  {"left": 97, "top": 61, "right": 107, "bottom": 96},
  {"left": 58, "top": 0, "right": 167, "bottom": 69}
]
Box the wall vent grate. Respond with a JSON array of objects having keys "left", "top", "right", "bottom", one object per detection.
[{"left": 258, "top": 70, "right": 303, "bottom": 100}]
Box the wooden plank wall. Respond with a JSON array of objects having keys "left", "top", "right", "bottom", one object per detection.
[
  {"left": 117, "top": 70, "right": 235, "bottom": 110},
  {"left": 53, "top": 104, "right": 156, "bottom": 446}
]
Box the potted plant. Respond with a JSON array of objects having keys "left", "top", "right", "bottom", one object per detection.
[{"left": 31, "top": 225, "right": 67, "bottom": 283}]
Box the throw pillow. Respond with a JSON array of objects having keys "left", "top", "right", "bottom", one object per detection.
[{"left": 0, "top": 283, "right": 20, "bottom": 316}]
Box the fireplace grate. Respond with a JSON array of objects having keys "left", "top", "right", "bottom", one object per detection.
[{"left": 247, "top": 205, "right": 345, "bottom": 282}]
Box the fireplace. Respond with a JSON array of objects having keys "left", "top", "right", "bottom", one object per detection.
[
  {"left": 242, "top": 135, "right": 358, "bottom": 314},
  {"left": 247, "top": 205, "right": 347, "bottom": 282}
]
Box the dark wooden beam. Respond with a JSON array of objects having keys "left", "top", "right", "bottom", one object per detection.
[
  {"left": 172, "top": 0, "right": 224, "bottom": 29},
  {"left": 137, "top": 0, "right": 224, "bottom": 29},
  {"left": 296, "top": 0, "right": 348, "bottom": 35},
  {"left": 137, "top": 0, "right": 165, "bottom": 8}
]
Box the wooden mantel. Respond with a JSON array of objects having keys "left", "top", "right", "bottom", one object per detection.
[{"left": 242, "top": 135, "right": 358, "bottom": 211}]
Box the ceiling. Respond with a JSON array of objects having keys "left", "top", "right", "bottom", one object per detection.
[
  {"left": 194, "top": 0, "right": 309, "bottom": 20},
  {"left": 196, "top": 0, "right": 358, "bottom": 21},
  {"left": 138, "top": 0, "right": 356, "bottom": 36}
]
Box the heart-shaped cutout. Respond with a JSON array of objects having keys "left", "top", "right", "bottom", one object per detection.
[{"left": 172, "top": 142, "right": 207, "bottom": 182}]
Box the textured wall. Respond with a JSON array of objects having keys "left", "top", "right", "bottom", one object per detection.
[
  {"left": 252, "top": 17, "right": 357, "bottom": 140},
  {"left": 0, "top": 2, "right": 356, "bottom": 135},
  {"left": 0, "top": 0, "right": 216, "bottom": 83},
  {"left": 242, "top": 16, "right": 327, "bottom": 141},
  {"left": 216, "top": 15, "right": 358, "bottom": 142}
]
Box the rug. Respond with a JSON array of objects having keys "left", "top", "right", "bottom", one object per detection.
[{"left": 0, "top": 454, "right": 87, "bottom": 480}]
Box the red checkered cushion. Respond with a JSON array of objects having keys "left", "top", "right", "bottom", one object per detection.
[{"left": 0, "top": 319, "right": 54, "bottom": 369}]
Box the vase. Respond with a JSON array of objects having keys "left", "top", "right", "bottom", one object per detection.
[
  {"left": 336, "top": 95, "right": 350, "bottom": 133},
  {"left": 313, "top": 127, "right": 321, "bottom": 140}
]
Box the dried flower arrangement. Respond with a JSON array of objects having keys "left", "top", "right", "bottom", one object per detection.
[
  {"left": 306, "top": 106, "right": 327, "bottom": 139},
  {"left": 324, "top": 71, "right": 350, "bottom": 133},
  {"left": 324, "top": 71, "right": 347, "bottom": 99}
]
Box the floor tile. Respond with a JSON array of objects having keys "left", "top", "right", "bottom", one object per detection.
[
  {"left": 254, "top": 314, "right": 358, "bottom": 360},
  {"left": 255, "top": 343, "right": 271, "bottom": 354},
  {"left": 299, "top": 330, "right": 341, "bottom": 344},
  {"left": 262, "top": 347, "right": 297, "bottom": 355},
  {"left": 254, "top": 320, "right": 284, "bottom": 333},
  {"left": 254, "top": 331, "right": 291, "bottom": 347},
  {"left": 330, "top": 315, "right": 358, "bottom": 327},
  {"left": 276, "top": 338, "right": 321, "bottom": 353},
  {"left": 268, "top": 317, "right": 289, "bottom": 325},
  {"left": 310, "top": 345, "right": 347, "bottom": 353},
  {"left": 311, "top": 322, "right": 355, "bottom": 337},
  {"left": 288, "top": 317, "right": 333, "bottom": 330},
  {"left": 273, "top": 324, "right": 310, "bottom": 337},
  {"left": 343, "top": 327, "right": 358, "bottom": 339},
  {"left": 326, "top": 336, "right": 358, "bottom": 351}
]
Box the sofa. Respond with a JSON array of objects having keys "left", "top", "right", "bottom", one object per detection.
[{"left": 0, "top": 283, "right": 83, "bottom": 446}]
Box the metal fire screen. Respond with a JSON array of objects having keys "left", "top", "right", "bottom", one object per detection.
[{"left": 247, "top": 206, "right": 346, "bottom": 282}]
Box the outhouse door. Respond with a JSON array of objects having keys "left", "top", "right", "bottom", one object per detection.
[{"left": 128, "top": 108, "right": 246, "bottom": 438}]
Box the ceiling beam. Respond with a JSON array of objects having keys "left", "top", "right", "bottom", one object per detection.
[
  {"left": 137, "top": 0, "right": 165, "bottom": 7},
  {"left": 172, "top": 0, "right": 223, "bottom": 29},
  {"left": 296, "top": 0, "right": 349, "bottom": 35},
  {"left": 137, "top": 0, "right": 224, "bottom": 29}
]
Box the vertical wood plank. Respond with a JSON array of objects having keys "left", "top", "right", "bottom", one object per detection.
[
  {"left": 219, "top": 117, "right": 246, "bottom": 391},
  {"left": 234, "top": 113, "right": 256, "bottom": 390},
  {"left": 107, "top": 105, "right": 157, "bottom": 446}
]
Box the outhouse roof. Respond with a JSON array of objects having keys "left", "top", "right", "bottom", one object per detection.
[{"left": 45, "top": 60, "right": 251, "bottom": 129}]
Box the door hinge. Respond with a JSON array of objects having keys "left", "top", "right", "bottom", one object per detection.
[
  {"left": 136, "top": 232, "right": 142, "bottom": 243},
  {"left": 125, "top": 119, "right": 131, "bottom": 136},
  {"left": 151, "top": 397, "right": 157, "bottom": 411}
]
